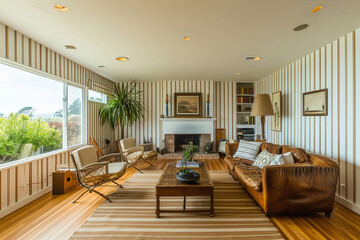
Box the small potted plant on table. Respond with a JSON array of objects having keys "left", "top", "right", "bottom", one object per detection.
[{"left": 176, "top": 141, "right": 200, "bottom": 183}]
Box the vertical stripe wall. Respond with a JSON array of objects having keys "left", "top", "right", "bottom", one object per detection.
[
  {"left": 0, "top": 23, "right": 115, "bottom": 218},
  {"left": 117, "top": 81, "right": 239, "bottom": 148},
  {"left": 255, "top": 28, "right": 360, "bottom": 214}
]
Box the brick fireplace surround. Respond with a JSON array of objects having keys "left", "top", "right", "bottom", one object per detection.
[{"left": 164, "top": 134, "right": 211, "bottom": 153}]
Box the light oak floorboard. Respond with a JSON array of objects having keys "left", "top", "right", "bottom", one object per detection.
[{"left": 0, "top": 158, "right": 359, "bottom": 240}]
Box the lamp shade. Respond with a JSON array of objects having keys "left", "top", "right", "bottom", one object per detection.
[{"left": 251, "top": 94, "right": 274, "bottom": 116}]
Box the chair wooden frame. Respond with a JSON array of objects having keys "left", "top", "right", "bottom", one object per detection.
[
  {"left": 116, "top": 139, "right": 157, "bottom": 174},
  {"left": 71, "top": 147, "right": 127, "bottom": 203}
]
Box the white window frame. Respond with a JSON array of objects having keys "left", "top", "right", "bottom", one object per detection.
[
  {"left": 88, "top": 89, "right": 107, "bottom": 104},
  {"left": 0, "top": 58, "right": 88, "bottom": 169},
  {"left": 66, "top": 84, "right": 86, "bottom": 148}
]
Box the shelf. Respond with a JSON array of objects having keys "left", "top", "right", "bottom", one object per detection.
[
  {"left": 236, "top": 82, "right": 256, "bottom": 139},
  {"left": 237, "top": 94, "right": 254, "bottom": 97},
  {"left": 237, "top": 124, "right": 256, "bottom": 128}
]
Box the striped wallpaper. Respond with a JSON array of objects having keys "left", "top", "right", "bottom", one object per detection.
[
  {"left": 118, "top": 81, "right": 238, "bottom": 149},
  {"left": 0, "top": 22, "right": 115, "bottom": 217},
  {"left": 255, "top": 28, "right": 360, "bottom": 214}
]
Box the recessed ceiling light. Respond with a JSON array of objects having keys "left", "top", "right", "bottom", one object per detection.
[
  {"left": 293, "top": 24, "right": 309, "bottom": 32},
  {"left": 98, "top": 65, "right": 105, "bottom": 68},
  {"left": 312, "top": 5, "right": 324, "bottom": 13},
  {"left": 64, "top": 45, "right": 76, "bottom": 49},
  {"left": 183, "top": 36, "right": 191, "bottom": 41},
  {"left": 235, "top": 73, "right": 241, "bottom": 76},
  {"left": 54, "top": 5, "right": 70, "bottom": 12},
  {"left": 245, "top": 57, "right": 261, "bottom": 61},
  {"left": 116, "top": 57, "right": 129, "bottom": 61}
]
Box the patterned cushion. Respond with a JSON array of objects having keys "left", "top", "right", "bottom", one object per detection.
[
  {"left": 233, "top": 140, "right": 263, "bottom": 161},
  {"left": 269, "top": 152, "right": 295, "bottom": 166},
  {"left": 252, "top": 150, "right": 282, "bottom": 169}
]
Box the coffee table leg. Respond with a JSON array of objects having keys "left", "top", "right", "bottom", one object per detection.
[
  {"left": 156, "top": 196, "right": 160, "bottom": 218},
  {"left": 183, "top": 196, "right": 186, "bottom": 210},
  {"left": 210, "top": 193, "right": 215, "bottom": 217}
]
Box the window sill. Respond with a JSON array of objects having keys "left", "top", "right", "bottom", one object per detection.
[{"left": 0, "top": 144, "right": 86, "bottom": 171}]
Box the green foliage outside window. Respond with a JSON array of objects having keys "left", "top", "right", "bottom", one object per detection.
[{"left": 0, "top": 113, "right": 62, "bottom": 163}]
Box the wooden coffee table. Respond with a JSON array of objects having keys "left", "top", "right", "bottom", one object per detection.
[{"left": 155, "top": 161, "right": 214, "bottom": 217}]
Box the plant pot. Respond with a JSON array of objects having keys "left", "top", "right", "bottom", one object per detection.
[{"left": 176, "top": 170, "right": 200, "bottom": 183}]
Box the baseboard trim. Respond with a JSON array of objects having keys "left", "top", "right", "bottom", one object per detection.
[
  {"left": 335, "top": 195, "right": 360, "bottom": 215},
  {"left": 0, "top": 186, "right": 52, "bottom": 219}
]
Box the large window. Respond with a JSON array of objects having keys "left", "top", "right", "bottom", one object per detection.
[
  {"left": 67, "top": 86, "right": 83, "bottom": 146},
  {"left": 0, "top": 62, "right": 85, "bottom": 165},
  {"left": 88, "top": 90, "right": 107, "bottom": 103}
]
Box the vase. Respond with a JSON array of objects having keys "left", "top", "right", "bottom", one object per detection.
[{"left": 204, "top": 142, "right": 212, "bottom": 153}]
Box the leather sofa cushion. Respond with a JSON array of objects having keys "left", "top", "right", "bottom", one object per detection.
[
  {"left": 234, "top": 163, "right": 262, "bottom": 191},
  {"left": 224, "top": 157, "right": 253, "bottom": 171},
  {"left": 261, "top": 142, "right": 282, "bottom": 154},
  {"left": 281, "top": 145, "right": 309, "bottom": 163}
]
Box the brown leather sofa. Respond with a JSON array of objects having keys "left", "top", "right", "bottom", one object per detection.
[{"left": 224, "top": 142, "right": 339, "bottom": 217}]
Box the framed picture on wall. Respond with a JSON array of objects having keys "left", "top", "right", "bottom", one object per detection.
[
  {"left": 174, "top": 93, "right": 202, "bottom": 117},
  {"left": 303, "top": 89, "right": 328, "bottom": 116},
  {"left": 271, "top": 91, "right": 282, "bottom": 132}
]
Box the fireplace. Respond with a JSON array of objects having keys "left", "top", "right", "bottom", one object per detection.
[
  {"left": 174, "top": 134, "right": 200, "bottom": 152},
  {"left": 164, "top": 134, "right": 211, "bottom": 153},
  {"left": 160, "top": 118, "right": 216, "bottom": 153}
]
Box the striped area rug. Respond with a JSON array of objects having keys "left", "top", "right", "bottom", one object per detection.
[{"left": 71, "top": 170, "right": 284, "bottom": 240}]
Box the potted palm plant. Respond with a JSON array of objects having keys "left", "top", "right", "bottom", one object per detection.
[{"left": 99, "top": 81, "right": 144, "bottom": 139}]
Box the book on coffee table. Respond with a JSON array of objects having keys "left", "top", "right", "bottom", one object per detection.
[{"left": 176, "top": 160, "right": 199, "bottom": 168}]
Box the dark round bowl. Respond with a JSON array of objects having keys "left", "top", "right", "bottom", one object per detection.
[{"left": 176, "top": 172, "right": 200, "bottom": 183}]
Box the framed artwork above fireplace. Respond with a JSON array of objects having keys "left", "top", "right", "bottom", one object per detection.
[{"left": 174, "top": 92, "right": 202, "bottom": 117}]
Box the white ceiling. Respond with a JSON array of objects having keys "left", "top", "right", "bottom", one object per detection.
[{"left": 1, "top": 0, "right": 360, "bottom": 82}]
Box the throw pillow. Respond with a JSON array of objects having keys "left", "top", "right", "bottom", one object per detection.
[
  {"left": 260, "top": 142, "right": 282, "bottom": 154},
  {"left": 269, "top": 151, "right": 295, "bottom": 166},
  {"left": 281, "top": 146, "right": 309, "bottom": 163},
  {"left": 253, "top": 150, "right": 282, "bottom": 169},
  {"left": 233, "top": 140, "right": 263, "bottom": 161},
  {"left": 218, "top": 140, "right": 227, "bottom": 154}
]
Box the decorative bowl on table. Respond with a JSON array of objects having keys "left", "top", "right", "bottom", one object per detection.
[{"left": 176, "top": 169, "right": 200, "bottom": 183}]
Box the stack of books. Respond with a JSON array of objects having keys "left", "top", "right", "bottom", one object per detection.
[{"left": 176, "top": 161, "right": 199, "bottom": 168}]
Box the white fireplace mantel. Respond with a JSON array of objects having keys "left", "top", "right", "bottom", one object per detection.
[{"left": 160, "top": 118, "right": 217, "bottom": 142}]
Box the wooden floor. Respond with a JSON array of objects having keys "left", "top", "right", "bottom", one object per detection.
[{"left": 0, "top": 158, "right": 359, "bottom": 240}]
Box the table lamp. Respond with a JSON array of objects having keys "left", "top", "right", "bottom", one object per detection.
[{"left": 251, "top": 94, "right": 274, "bottom": 140}]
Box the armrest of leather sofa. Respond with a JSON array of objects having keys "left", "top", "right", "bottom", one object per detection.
[
  {"left": 225, "top": 143, "right": 239, "bottom": 158},
  {"left": 261, "top": 164, "right": 339, "bottom": 213},
  {"left": 308, "top": 153, "right": 339, "bottom": 168}
]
